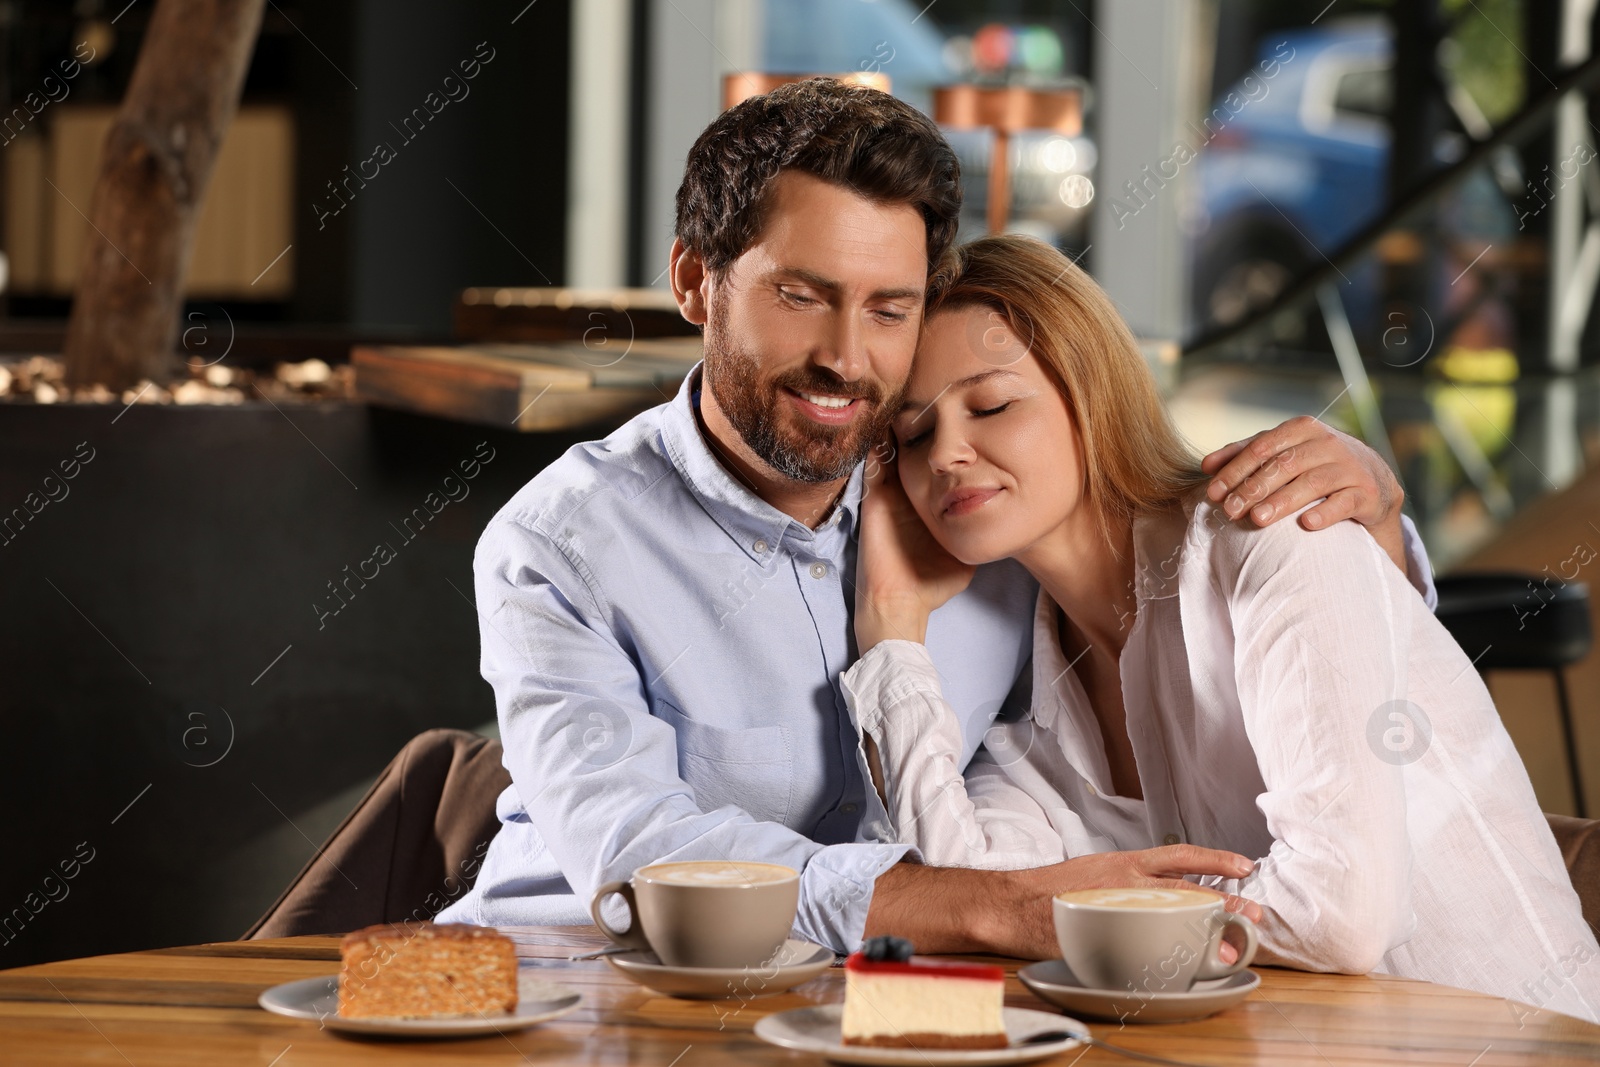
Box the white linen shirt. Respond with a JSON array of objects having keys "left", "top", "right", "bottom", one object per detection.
[{"left": 844, "top": 495, "right": 1600, "bottom": 1022}]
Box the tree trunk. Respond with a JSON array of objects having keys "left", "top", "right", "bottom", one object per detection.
[{"left": 62, "top": 0, "right": 266, "bottom": 391}]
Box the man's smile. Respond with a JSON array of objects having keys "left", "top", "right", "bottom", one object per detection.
[{"left": 785, "top": 387, "right": 867, "bottom": 426}]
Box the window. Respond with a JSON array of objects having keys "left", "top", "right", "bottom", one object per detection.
[{"left": 1333, "top": 66, "right": 1393, "bottom": 122}]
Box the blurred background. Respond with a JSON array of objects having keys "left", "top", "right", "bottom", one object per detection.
[{"left": 5, "top": 0, "right": 1600, "bottom": 968}]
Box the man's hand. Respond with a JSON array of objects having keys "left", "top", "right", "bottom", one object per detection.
[
  {"left": 1202, "top": 416, "right": 1406, "bottom": 571},
  {"left": 866, "top": 846, "right": 1261, "bottom": 960}
]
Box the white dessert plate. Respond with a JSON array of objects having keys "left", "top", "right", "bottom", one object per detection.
[
  {"left": 754, "top": 1004, "right": 1088, "bottom": 1065},
  {"left": 1019, "top": 959, "right": 1260, "bottom": 1024},
  {"left": 257, "top": 969, "right": 580, "bottom": 1037},
  {"left": 604, "top": 938, "right": 834, "bottom": 999}
]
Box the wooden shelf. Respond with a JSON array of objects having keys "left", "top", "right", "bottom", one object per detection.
[
  {"left": 454, "top": 287, "right": 700, "bottom": 344},
  {"left": 352, "top": 338, "right": 701, "bottom": 432}
]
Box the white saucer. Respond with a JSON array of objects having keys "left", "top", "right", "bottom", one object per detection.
[
  {"left": 1018, "top": 959, "right": 1260, "bottom": 1024},
  {"left": 604, "top": 938, "right": 834, "bottom": 999},
  {"left": 257, "top": 969, "right": 580, "bottom": 1037},
  {"left": 754, "top": 1004, "right": 1087, "bottom": 1065}
]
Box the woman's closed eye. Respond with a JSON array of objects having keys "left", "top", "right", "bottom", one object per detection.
[
  {"left": 898, "top": 422, "right": 933, "bottom": 449},
  {"left": 898, "top": 402, "right": 1011, "bottom": 449}
]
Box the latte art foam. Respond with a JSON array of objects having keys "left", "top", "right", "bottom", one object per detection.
[
  {"left": 1055, "top": 887, "right": 1217, "bottom": 909},
  {"left": 640, "top": 861, "right": 795, "bottom": 887}
]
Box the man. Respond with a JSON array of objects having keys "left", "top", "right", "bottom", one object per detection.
[{"left": 438, "top": 80, "right": 1433, "bottom": 957}]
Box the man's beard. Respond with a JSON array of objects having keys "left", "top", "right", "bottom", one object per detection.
[{"left": 701, "top": 301, "right": 899, "bottom": 483}]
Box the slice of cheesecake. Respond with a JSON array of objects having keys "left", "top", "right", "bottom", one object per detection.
[
  {"left": 338, "top": 921, "right": 518, "bottom": 1019},
  {"left": 841, "top": 939, "right": 1007, "bottom": 1050}
]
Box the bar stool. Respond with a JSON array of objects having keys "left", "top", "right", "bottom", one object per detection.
[{"left": 1433, "top": 572, "right": 1593, "bottom": 817}]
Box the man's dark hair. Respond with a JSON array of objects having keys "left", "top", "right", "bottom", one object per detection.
[{"left": 675, "top": 78, "right": 962, "bottom": 275}]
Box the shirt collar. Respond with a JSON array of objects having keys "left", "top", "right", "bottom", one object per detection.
[
  {"left": 1026, "top": 498, "right": 1194, "bottom": 746},
  {"left": 1130, "top": 492, "right": 1206, "bottom": 602},
  {"left": 658, "top": 364, "right": 864, "bottom": 563}
]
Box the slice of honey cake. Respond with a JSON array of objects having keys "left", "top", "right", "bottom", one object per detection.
[
  {"left": 841, "top": 936, "right": 1007, "bottom": 1049},
  {"left": 337, "top": 922, "right": 518, "bottom": 1018}
]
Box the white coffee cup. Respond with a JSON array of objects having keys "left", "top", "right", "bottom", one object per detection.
[
  {"left": 1053, "top": 887, "right": 1258, "bottom": 993},
  {"left": 590, "top": 860, "right": 798, "bottom": 968}
]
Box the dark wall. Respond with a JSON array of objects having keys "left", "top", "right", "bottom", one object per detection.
[
  {"left": 344, "top": 0, "right": 571, "bottom": 332},
  {"left": 286, "top": 1, "right": 361, "bottom": 325},
  {"left": 287, "top": 0, "right": 571, "bottom": 331},
  {"left": 0, "top": 403, "right": 589, "bottom": 968}
]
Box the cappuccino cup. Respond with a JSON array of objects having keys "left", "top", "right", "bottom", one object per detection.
[
  {"left": 590, "top": 860, "right": 798, "bottom": 968},
  {"left": 1053, "top": 887, "right": 1258, "bottom": 993}
]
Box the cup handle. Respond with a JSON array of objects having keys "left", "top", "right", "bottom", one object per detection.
[
  {"left": 1195, "top": 912, "right": 1258, "bottom": 981},
  {"left": 589, "top": 880, "right": 650, "bottom": 951}
]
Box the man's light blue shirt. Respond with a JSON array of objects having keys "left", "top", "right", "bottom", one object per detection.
[{"left": 438, "top": 367, "right": 1038, "bottom": 949}]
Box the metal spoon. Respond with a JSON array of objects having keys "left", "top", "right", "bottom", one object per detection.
[{"left": 564, "top": 945, "right": 635, "bottom": 961}]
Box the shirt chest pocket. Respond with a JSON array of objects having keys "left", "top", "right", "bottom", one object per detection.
[{"left": 654, "top": 700, "right": 795, "bottom": 826}]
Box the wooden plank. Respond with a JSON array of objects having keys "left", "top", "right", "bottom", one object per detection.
[
  {"left": 473, "top": 343, "right": 693, "bottom": 389},
  {"left": 352, "top": 344, "right": 585, "bottom": 429},
  {"left": 508, "top": 387, "right": 672, "bottom": 433},
  {"left": 353, "top": 346, "right": 534, "bottom": 429},
  {"left": 3, "top": 134, "right": 46, "bottom": 291},
  {"left": 358, "top": 344, "right": 596, "bottom": 387},
  {"left": 478, "top": 335, "right": 702, "bottom": 369},
  {"left": 47, "top": 103, "right": 293, "bottom": 302},
  {"left": 623, "top": 338, "right": 705, "bottom": 361},
  {"left": 455, "top": 286, "right": 700, "bottom": 344},
  {"left": 352, "top": 343, "right": 687, "bottom": 433}
]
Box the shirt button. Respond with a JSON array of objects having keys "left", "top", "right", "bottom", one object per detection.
[
  {"left": 1085, "top": 781, "right": 1097, "bottom": 796},
  {"left": 810, "top": 562, "right": 828, "bottom": 579},
  {"left": 753, "top": 539, "right": 769, "bottom": 554},
  {"left": 840, "top": 803, "right": 858, "bottom": 814},
  {"left": 1163, "top": 833, "right": 1181, "bottom": 846}
]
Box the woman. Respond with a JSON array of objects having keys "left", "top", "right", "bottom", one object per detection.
[{"left": 847, "top": 234, "right": 1599, "bottom": 1020}]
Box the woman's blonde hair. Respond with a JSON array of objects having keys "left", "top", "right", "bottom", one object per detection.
[{"left": 926, "top": 234, "right": 1206, "bottom": 551}]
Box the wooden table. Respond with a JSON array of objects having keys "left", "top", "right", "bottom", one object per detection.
[{"left": 1, "top": 926, "right": 1597, "bottom": 1065}]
